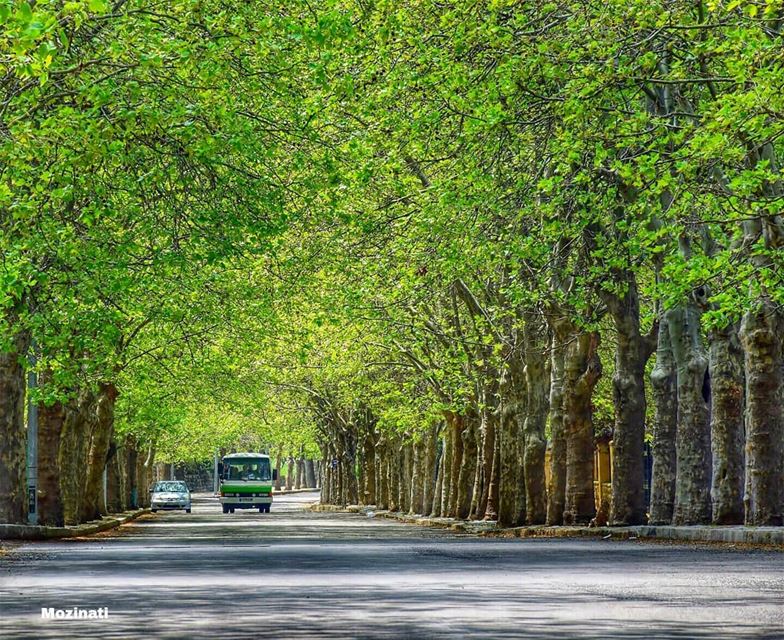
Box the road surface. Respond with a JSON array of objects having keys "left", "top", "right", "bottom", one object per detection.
[{"left": 1, "top": 492, "right": 783, "bottom": 639}]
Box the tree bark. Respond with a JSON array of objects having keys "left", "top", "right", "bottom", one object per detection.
[
  {"left": 446, "top": 411, "right": 463, "bottom": 517},
  {"left": 523, "top": 314, "right": 550, "bottom": 525},
  {"left": 740, "top": 301, "right": 784, "bottom": 526},
  {"left": 81, "top": 383, "right": 118, "bottom": 522},
  {"left": 274, "top": 448, "right": 283, "bottom": 491},
  {"left": 667, "top": 303, "right": 712, "bottom": 525},
  {"left": 377, "top": 440, "right": 389, "bottom": 510},
  {"left": 286, "top": 454, "right": 295, "bottom": 490},
  {"left": 305, "top": 459, "right": 316, "bottom": 488},
  {"left": 604, "top": 279, "right": 652, "bottom": 526},
  {"left": 105, "top": 437, "right": 123, "bottom": 513},
  {"left": 456, "top": 413, "right": 478, "bottom": 519},
  {"left": 709, "top": 322, "right": 745, "bottom": 524},
  {"left": 362, "top": 423, "right": 377, "bottom": 505},
  {"left": 431, "top": 434, "right": 444, "bottom": 516},
  {"left": 477, "top": 383, "right": 498, "bottom": 519},
  {"left": 546, "top": 325, "right": 568, "bottom": 525},
  {"left": 423, "top": 425, "right": 438, "bottom": 515},
  {"left": 439, "top": 420, "right": 452, "bottom": 517},
  {"left": 400, "top": 441, "right": 412, "bottom": 513},
  {"left": 388, "top": 440, "right": 400, "bottom": 512},
  {"left": 649, "top": 319, "right": 678, "bottom": 524},
  {"left": 0, "top": 326, "right": 29, "bottom": 524},
  {"left": 484, "top": 420, "right": 500, "bottom": 521},
  {"left": 59, "top": 389, "right": 95, "bottom": 525},
  {"left": 295, "top": 455, "right": 304, "bottom": 490},
  {"left": 563, "top": 330, "right": 601, "bottom": 525},
  {"left": 497, "top": 352, "right": 525, "bottom": 526},
  {"left": 37, "top": 394, "right": 65, "bottom": 525}
]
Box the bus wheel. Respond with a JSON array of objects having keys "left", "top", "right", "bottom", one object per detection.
[
  {"left": 222, "top": 505, "right": 229, "bottom": 514},
  {"left": 229, "top": 508, "right": 235, "bottom": 513}
]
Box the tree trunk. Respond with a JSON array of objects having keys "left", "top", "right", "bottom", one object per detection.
[
  {"left": 439, "top": 422, "right": 452, "bottom": 517},
  {"left": 400, "top": 442, "right": 412, "bottom": 513},
  {"left": 740, "top": 301, "right": 784, "bottom": 526},
  {"left": 650, "top": 319, "right": 678, "bottom": 524},
  {"left": 59, "top": 389, "right": 95, "bottom": 525},
  {"left": 105, "top": 438, "right": 123, "bottom": 514},
  {"left": 362, "top": 426, "right": 377, "bottom": 505},
  {"left": 709, "top": 322, "right": 745, "bottom": 524},
  {"left": 523, "top": 314, "right": 549, "bottom": 525},
  {"left": 305, "top": 459, "right": 316, "bottom": 488},
  {"left": 274, "top": 449, "right": 282, "bottom": 491},
  {"left": 431, "top": 430, "right": 444, "bottom": 516},
  {"left": 377, "top": 441, "right": 389, "bottom": 510},
  {"left": 295, "top": 456, "right": 304, "bottom": 490},
  {"left": 456, "top": 413, "right": 478, "bottom": 519},
  {"left": 320, "top": 449, "right": 331, "bottom": 504},
  {"left": 410, "top": 438, "right": 425, "bottom": 514},
  {"left": 286, "top": 454, "right": 295, "bottom": 490},
  {"left": 139, "top": 445, "right": 155, "bottom": 508},
  {"left": 80, "top": 383, "right": 118, "bottom": 522},
  {"left": 37, "top": 394, "right": 65, "bottom": 525},
  {"left": 484, "top": 421, "right": 500, "bottom": 521},
  {"left": 423, "top": 425, "right": 438, "bottom": 515},
  {"left": 667, "top": 304, "right": 712, "bottom": 525},
  {"left": 344, "top": 429, "right": 359, "bottom": 505},
  {"left": 563, "top": 330, "right": 601, "bottom": 525},
  {"left": 605, "top": 280, "right": 651, "bottom": 526},
  {"left": 446, "top": 412, "right": 463, "bottom": 517},
  {"left": 546, "top": 326, "right": 568, "bottom": 525},
  {"left": 388, "top": 441, "right": 400, "bottom": 512},
  {"left": 126, "top": 438, "right": 139, "bottom": 509},
  {"left": 0, "top": 326, "right": 28, "bottom": 524},
  {"left": 497, "top": 353, "right": 524, "bottom": 526}
]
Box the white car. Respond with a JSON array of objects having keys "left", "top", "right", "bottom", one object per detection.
[{"left": 150, "top": 481, "right": 192, "bottom": 513}]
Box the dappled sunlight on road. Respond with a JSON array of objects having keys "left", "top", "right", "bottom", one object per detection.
[{"left": 2, "top": 493, "right": 783, "bottom": 639}]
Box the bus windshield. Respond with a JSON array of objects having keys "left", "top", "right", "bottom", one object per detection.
[{"left": 223, "top": 458, "right": 271, "bottom": 481}]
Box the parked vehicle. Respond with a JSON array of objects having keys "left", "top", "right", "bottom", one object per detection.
[
  {"left": 150, "top": 481, "right": 192, "bottom": 513},
  {"left": 219, "top": 452, "right": 277, "bottom": 513}
]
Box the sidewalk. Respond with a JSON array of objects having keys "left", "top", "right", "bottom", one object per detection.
[
  {"left": 0, "top": 508, "right": 149, "bottom": 541},
  {"left": 312, "top": 504, "right": 784, "bottom": 546}
]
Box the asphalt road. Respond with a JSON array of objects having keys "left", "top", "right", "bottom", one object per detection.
[{"left": 1, "top": 491, "right": 783, "bottom": 639}]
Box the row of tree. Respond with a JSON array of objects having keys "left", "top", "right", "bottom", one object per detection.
[
  {"left": 299, "top": 0, "right": 784, "bottom": 528},
  {"left": 3, "top": 1, "right": 784, "bottom": 531}
]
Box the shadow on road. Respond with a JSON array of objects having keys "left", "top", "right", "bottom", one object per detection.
[{"left": 1, "top": 492, "right": 782, "bottom": 639}]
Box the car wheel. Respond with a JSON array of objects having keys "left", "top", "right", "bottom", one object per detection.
[
  {"left": 152, "top": 509, "right": 158, "bottom": 513},
  {"left": 185, "top": 508, "right": 192, "bottom": 513}
]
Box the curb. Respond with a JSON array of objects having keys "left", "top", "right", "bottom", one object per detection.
[
  {"left": 276, "top": 488, "right": 320, "bottom": 495},
  {"left": 210, "top": 488, "right": 319, "bottom": 498},
  {"left": 311, "top": 504, "right": 784, "bottom": 546},
  {"left": 0, "top": 509, "right": 150, "bottom": 541}
]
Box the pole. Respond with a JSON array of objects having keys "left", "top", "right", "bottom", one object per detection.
[
  {"left": 26, "top": 353, "right": 38, "bottom": 525},
  {"left": 213, "top": 449, "right": 219, "bottom": 495}
]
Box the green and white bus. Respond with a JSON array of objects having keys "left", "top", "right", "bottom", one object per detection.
[{"left": 218, "top": 452, "right": 277, "bottom": 514}]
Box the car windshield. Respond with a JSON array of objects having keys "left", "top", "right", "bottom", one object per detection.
[
  {"left": 153, "top": 482, "right": 187, "bottom": 493},
  {"left": 224, "top": 458, "right": 271, "bottom": 481}
]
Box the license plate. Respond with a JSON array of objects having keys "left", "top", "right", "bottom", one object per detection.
[{"left": 237, "top": 497, "right": 255, "bottom": 502}]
